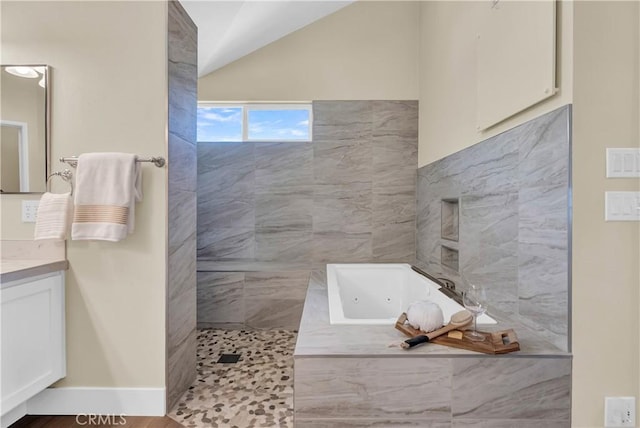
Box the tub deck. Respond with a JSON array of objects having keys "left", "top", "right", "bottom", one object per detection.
[
  {"left": 294, "top": 270, "right": 570, "bottom": 358},
  {"left": 293, "top": 269, "right": 572, "bottom": 427}
]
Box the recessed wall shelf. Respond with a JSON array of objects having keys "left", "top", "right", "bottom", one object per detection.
[
  {"left": 441, "top": 198, "right": 460, "bottom": 241},
  {"left": 441, "top": 245, "right": 459, "bottom": 272}
]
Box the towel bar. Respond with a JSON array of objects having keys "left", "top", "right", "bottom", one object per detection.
[
  {"left": 59, "top": 156, "right": 166, "bottom": 168},
  {"left": 47, "top": 169, "right": 74, "bottom": 195}
]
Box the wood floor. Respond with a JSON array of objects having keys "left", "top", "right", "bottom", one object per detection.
[{"left": 10, "top": 416, "right": 184, "bottom": 428}]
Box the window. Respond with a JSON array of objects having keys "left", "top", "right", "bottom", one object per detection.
[{"left": 197, "top": 103, "right": 312, "bottom": 143}]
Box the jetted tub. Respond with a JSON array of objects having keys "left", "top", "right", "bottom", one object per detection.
[{"left": 327, "top": 263, "right": 496, "bottom": 325}]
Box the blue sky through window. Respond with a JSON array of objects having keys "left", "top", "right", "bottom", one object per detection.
[
  {"left": 247, "top": 109, "right": 310, "bottom": 140},
  {"left": 197, "top": 105, "right": 311, "bottom": 142},
  {"left": 197, "top": 107, "right": 242, "bottom": 142}
]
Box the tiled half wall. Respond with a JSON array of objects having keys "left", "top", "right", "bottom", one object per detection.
[
  {"left": 197, "top": 101, "right": 419, "bottom": 329},
  {"left": 166, "top": 0, "right": 198, "bottom": 411},
  {"left": 416, "top": 105, "right": 572, "bottom": 351}
]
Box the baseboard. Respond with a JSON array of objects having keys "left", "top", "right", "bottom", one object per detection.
[
  {"left": 26, "top": 387, "right": 166, "bottom": 416},
  {"left": 1, "top": 403, "right": 27, "bottom": 428}
]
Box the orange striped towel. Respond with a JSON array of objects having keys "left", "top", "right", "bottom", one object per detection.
[
  {"left": 34, "top": 192, "right": 73, "bottom": 240},
  {"left": 71, "top": 153, "right": 142, "bottom": 242}
]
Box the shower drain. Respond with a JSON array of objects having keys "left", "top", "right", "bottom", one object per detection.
[{"left": 217, "top": 353, "right": 241, "bottom": 364}]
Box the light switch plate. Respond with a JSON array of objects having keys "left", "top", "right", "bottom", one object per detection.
[
  {"left": 606, "top": 148, "right": 640, "bottom": 178},
  {"left": 605, "top": 192, "right": 640, "bottom": 221},
  {"left": 605, "top": 396, "right": 636, "bottom": 427},
  {"left": 21, "top": 200, "right": 39, "bottom": 223}
]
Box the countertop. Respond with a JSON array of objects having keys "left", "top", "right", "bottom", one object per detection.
[
  {"left": 294, "top": 270, "right": 572, "bottom": 358},
  {"left": 1, "top": 259, "right": 68, "bottom": 285}
]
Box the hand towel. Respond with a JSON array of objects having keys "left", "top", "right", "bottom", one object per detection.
[
  {"left": 71, "top": 153, "right": 142, "bottom": 242},
  {"left": 34, "top": 192, "right": 73, "bottom": 240}
]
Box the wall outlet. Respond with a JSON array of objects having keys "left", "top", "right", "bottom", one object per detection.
[
  {"left": 605, "top": 396, "right": 636, "bottom": 427},
  {"left": 605, "top": 192, "right": 640, "bottom": 221},
  {"left": 21, "top": 200, "right": 40, "bottom": 223},
  {"left": 607, "top": 148, "right": 640, "bottom": 178}
]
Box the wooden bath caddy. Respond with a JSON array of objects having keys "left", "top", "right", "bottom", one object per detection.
[{"left": 394, "top": 313, "right": 520, "bottom": 354}]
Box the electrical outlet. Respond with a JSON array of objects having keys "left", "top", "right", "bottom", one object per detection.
[
  {"left": 605, "top": 396, "right": 636, "bottom": 427},
  {"left": 21, "top": 200, "right": 40, "bottom": 223}
]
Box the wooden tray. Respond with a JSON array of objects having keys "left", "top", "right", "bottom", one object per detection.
[{"left": 395, "top": 313, "right": 520, "bottom": 354}]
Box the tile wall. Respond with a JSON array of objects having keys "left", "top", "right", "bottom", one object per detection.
[
  {"left": 166, "top": 0, "right": 198, "bottom": 410},
  {"left": 416, "top": 105, "right": 571, "bottom": 351},
  {"left": 197, "top": 101, "right": 418, "bottom": 329},
  {"left": 294, "top": 356, "right": 571, "bottom": 427}
]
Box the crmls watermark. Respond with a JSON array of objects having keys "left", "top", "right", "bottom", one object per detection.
[{"left": 75, "top": 414, "right": 127, "bottom": 425}]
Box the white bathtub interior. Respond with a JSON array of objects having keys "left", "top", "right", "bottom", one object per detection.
[{"left": 327, "top": 263, "right": 496, "bottom": 325}]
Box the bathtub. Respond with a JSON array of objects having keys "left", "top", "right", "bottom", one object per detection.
[{"left": 327, "top": 263, "right": 496, "bottom": 325}]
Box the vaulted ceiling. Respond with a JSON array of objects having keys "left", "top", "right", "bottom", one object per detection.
[{"left": 182, "top": 1, "right": 354, "bottom": 78}]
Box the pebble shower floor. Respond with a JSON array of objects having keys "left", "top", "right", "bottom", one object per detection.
[{"left": 169, "top": 329, "right": 297, "bottom": 428}]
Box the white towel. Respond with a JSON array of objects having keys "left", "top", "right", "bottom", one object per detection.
[
  {"left": 34, "top": 192, "right": 73, "bottom": 240},
  {"left": 71, "top": 153, "right": 142, "bottom": 242}
]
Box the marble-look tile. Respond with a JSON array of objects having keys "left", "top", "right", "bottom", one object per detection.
[
  {"left": 197, "top": 143, "right": 255, "bottom": 199},
  {"left": 313, "top": 193, "right": 372, "bottom": 234},
  {"left": 297, "top": 419, "right": 450, "bottom": 427},
  {"left": 313, "top": 101, "right": 372, "bottom": 142},
  {"left": 314, "top": 140, "right": 373, "bottom": 185},
  {"left": 197, "top": 228, "right": 255, "bottom": 260},
  {"left": 255, "top": 142, "right": 313, "bottom": 196},
  {"left": 197, "top": 196, "right": 254, "bottom": 231},
  {"left": 167, "top": 328, "right": 197, "bottom": 411},
  {"left": 421, "top": 133, "right": 518, "bottom": 197},
  {"left": 314, "top": 182, "right": 372, "bottom": 199},
  {"left": 372, "top": 188, "right": 416, "bottom": 226},
  {"left": 255, "top": 195, "right": 312, "bottom": 231},
  {"left": 244, "top": 271, "right": 309, "bottom": 299},
  {"left": 168, "top": 286, "right": 197, "bottom": 359},
  {"left": 372, "top": 136, "right": 418, "bottom": 190},
  {"left": 168, "top": 230, "right": 196, "bottom": 300},
  {"left": 452, "top": 420, "right": 569, "bottom": 428},
  {"left": 197, "top": 272, "right": 244, "bottom": 325},
  {"left": 168, "top": 189, "right": 196, "bottom": 249},
  {"left": 372, "top": 100, "right": 419, "bottom": 138},
  {"left": 245, "top": 271, "right": 309, "bottom": 329},
  {"left": 518, "top": 184, "right": 569, "bottom": 346},
  {"left": 255, "top": 230, "right": 312, "bottom": 262},
  {"left": 312, "top": 232, "right": 372, "bottom": 263},
  {"left": 168, "top": 77, "right": 196, "bottom": 145},
  {"left": 168, "top": 0, "right": 197, "bottom": 66},
  {"left": 168, "top": 0, "right": 197, "bottom": 411},
  {"left": 459, "top": 192, "right": 519, "bottom": 312},
  {"left": 518, "top": 106, "right": 570, "bottom": 189},
  {"left": 295, "top": 357, "right": 451, "bottom": 420},
  {"left": 452, "top": 358, "right": 571, "bottom": 420},
  {"left": 417, "top": 106, "right": 571, "bottom": 349},
  {"left": 372, "top": 223, "right": 415, "bottom": 262},
  {"left": 169, "top": 133, "right": 196, "bottom": 192},
  {"left": 198, "top": 142, "right": 254, "bottom": 171}
]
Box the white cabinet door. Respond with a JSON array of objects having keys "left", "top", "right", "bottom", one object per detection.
[{"left": 1, "top": 271, "right": 65, "bottom": 414}]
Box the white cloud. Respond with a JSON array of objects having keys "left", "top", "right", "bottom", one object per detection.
[
  {"left": 201, "top": 111, "right": 241, "bottom": 123},
  {"left": 297, "top": 120, "right": 309, "bottom": 127}
]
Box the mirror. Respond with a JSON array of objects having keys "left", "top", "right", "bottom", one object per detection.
[{"left": 0, "top": 64, "right": 49, "bottom": 193}]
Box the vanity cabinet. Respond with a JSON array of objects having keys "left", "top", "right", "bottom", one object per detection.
[{"left": 0, "top": 271, "right": 65, "bottom": 419}]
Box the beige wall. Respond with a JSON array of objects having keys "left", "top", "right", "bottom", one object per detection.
[
  {"left": 418, "top": 1, "right": 573, "bottom": 166},
  {"left": 418, "top": 1, "right": 639, "bottom": 426},
  {"left": 0, "top": 1, "right": 168, "bottom": 388},
  {"left": 198, "top": 1, "right": 419, "bottom": 102},
  {"left": 572, "top": 2, "right": 639, "bottom": 426}
]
